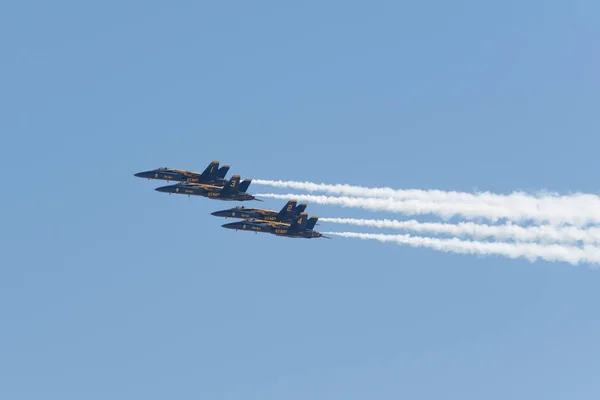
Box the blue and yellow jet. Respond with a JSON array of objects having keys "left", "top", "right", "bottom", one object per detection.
[
  {"left": 134, "top": 161, "right": 229, "bottom": 185},
  {"left": 221, "top": 212, "right": 329, "bottom": 239},
  {"left": 155, "top": 175, "right": 258, "bottom": 201},
  {"left": 210, "top": 200, "right": 307, "bottom": 222}
]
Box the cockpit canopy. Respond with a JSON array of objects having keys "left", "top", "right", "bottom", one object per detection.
[{"left": 234, "top": 206, "right": 245, "bottom": 210}]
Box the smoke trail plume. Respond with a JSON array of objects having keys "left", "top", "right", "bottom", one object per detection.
[
  {"left": 320, "top": 218, "right": 600, "bottom": 245},
  {"left": 325, "top": 232, "right": 600, "bottom": 266},
  {"left": 254, "top": 180, "right": 600, "bottom": 226},
  {"left": 256, "top": 193, "right": 600, "bottom": 226}
]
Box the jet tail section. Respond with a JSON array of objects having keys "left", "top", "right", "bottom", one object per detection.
[
  {"left": 306, "top": 216, "right": 318, "bottom": 231},
  {"left": 294, "top": 203, "right": 308, "bottom": 215},
  {"left": 289, "top": 212, "right": 308, "bottom": 231},
  {"left": 239, "top": 179, "right": 252, "bottom": 193},
  {"left": 221, "top": 175, "right": 241, "bottom": 193},
  {"left": 217, "top": 165, "right": 230, "bottom": 179},
  {"left": 201, "top": 161, "right": 219, "bottom": 179},
  {"left": 277, "top": 200, "right": 298, "bottom": 220}
]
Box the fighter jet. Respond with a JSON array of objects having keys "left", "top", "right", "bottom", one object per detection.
[
  {"left": 210, "top": 200, "right": 307, "bottom": 222},
  {"left": 155, "top": 175, "right": 258, "bottom": 201},
  {"left": 134, "top": 161, "right": 230, "bottom": 185},
  {"left": 221, "top": 212, "right": 329, "bottom": 239}
]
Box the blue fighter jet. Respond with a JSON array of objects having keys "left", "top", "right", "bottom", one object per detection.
[
  {"left": 210, "top": 200, "right": 307, "bottom": 223},
  {"left": 134, "top": 161, "right": 229, "bottom": 185},
  {"left": 221, "top": 212, "right": 329, "bottom": 239},
  {"left": 155, "top": 175, "right": 259, "bottom": 202}
]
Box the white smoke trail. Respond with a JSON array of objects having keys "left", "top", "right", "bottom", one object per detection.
[
  {"left": 254, "top": 180, "right": 600, "bottom": 226},
  {"left": 256, "top": 193, "right": 600, "bottom": 226},
  {"left": 325, "top": 232, "right": 600, "bottom": 266},
  {"left": 320, "top": 217, "right": 600, "bottom": 245}
]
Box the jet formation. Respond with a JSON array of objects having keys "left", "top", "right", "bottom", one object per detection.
[{"left": 135, "top": 160, "right": 328, "bottom": 239}]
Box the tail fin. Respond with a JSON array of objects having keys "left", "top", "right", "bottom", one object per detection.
[
  {"left": 239, "top": 179, "right": 252, "bottom": 193},
  {"left": 294, "top": 203, "right": 308, "bottom": 216},
  {"left": 216, "top": 165, "right": 230, "bottom": 179},
  {"left": 201, "top": 161, "right": 219, "bottom": 178},
  {"left": 289, "top": 212, "right": 308, "bottom": 231},
  {"left": 221, "top": 175, "right": 241, "bottom": 193},
  {"left": 306, "top": 216, "right": 318, "bottom": 230},
  {"left": 276, "top": 200, "right": 298, "bottom": 220}
]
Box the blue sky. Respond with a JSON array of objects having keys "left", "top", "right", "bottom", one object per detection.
[{"left": 1, "top": 1, "right": 600, "bottom": 399}]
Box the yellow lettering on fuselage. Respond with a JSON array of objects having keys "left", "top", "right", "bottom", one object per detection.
[{"left": 208, "top": 192, "right": 220, "bottom": 197}]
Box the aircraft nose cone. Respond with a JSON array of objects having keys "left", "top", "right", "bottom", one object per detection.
[
  {"left": 134, "top": 172, "right": 143, "bottom": 178},
  {"left": 155, "top": 186, "right": 169, "bottom": 193},
  {"left": 222, "top": 222, "right": 240, "bottom": 229}
]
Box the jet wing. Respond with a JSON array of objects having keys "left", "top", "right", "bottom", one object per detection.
[
  {"left": 171, "top": 168, "right": 202, "bottom": 176},
  {"left": 183, "top": 182, "right": 220, "bottom": 190},
  {"left": 247, "top": 220, "right": 289, "bottom": 228},
  {"left": 261, "top": 220, "right": 290, "bottom": 228}
]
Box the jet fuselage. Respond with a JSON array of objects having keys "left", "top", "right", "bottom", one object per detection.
[
  {"left": 155, "top": 182, "right": 256, "bottom": 201},
  {"left": 211, "top": 208, "right": 279, "bottom": 221},
  {"left": 134, "top": 169, "right": 227, "bottom": 185},
  {"left": 221, "top": 220, "right": 324, "bottom": 238}
]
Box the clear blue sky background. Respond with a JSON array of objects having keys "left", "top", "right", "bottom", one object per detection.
[{"left": 2, "top": 1, "right": 599, "bottom": 399}]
